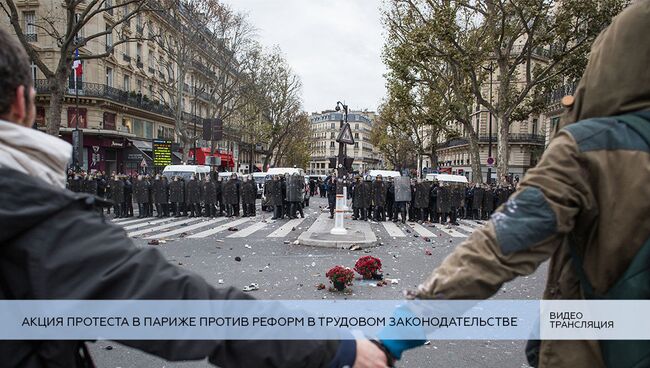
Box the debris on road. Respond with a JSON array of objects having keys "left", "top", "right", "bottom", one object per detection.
[
  {"left": 218, "top": 279, "right": 224, "bottom": 284},
  {"left": 283, "top": 240, "right": 290, "bottom": 244},
  {"left": 242, "top": 283, "right": 259, "bottom": 292},
  {"left": 147, "top": 239, "right": 159, "bottom": 245},
  {"left": 244, "top": 244, "right": 252, "bottom": 249},
  {"left": 234, "top": 256, "right": 242, "bottom": 262},
  {"left": 425, "top": 249, "right": 432, "bottom": 256},
  {"left": 292, "top": 240, "right": 300, "bottom": 245},
  {"left": 316, "top": 283, "right": 326, "bottom": 290},
  {"left": 227, "top": 227, "right": 239, "bottom": 231},
  {"left": 349, "top": 244, "right": 361, "bottom": 251}
]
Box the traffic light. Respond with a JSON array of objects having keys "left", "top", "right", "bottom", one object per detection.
[
  {"left": 328, "top": 158, "right": 337, "bottom": 169},
  {"left": 344, "top": 157, "right": 354, "bottom": 171},
  {"left": 202, "top": 118, "right": 223, "bottom": 141}
]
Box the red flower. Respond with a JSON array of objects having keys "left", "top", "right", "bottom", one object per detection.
[
  {"left": 354, "top": 256, "right": 382, "bottom": 278},
  {"left": 326, "top": 265, "right": 354, "bottom": 286}
]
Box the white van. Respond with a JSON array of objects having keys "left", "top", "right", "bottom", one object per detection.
[
  {"left": 266, "top": 167, "right": 305, "bottom": 176},
  {"left": 162, "top": 165, "right": 211, "bottom": 181},
  {"left": 425, "top": 173, "right": 469, "bottom": 184},
  {"left": 252, "top": 172, "right": 268, "bottom": 197},
  {"left": 367, "top": 170, "right": 401, "bottom": 180}
]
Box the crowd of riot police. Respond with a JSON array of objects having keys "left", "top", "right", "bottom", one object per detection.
[
  {"left": 66, "top": 171, "right": 259, "bottom": 219},
  {"left": 261, "top": 173, "right": 307, "bottom": 220},
  {"left": 336, "top": 174, "right": 516, "bottom": 225}
]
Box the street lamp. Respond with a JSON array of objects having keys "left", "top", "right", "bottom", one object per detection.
[
  {"left": 482, "top": 62, "right": 495, "bottom": 184},
  {"left": 334, "top": 101, "right": 348, "bottom": 180}
]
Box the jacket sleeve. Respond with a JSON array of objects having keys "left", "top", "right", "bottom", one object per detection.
[
  {"left": 25, "top": 205, "right": 348, "bottom": 367},
  {"left": 416, "top": 131, "right": 593, "bottom": 299}
]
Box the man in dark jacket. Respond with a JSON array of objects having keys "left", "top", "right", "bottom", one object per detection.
[
  {"left": 0, "top": 28, "right": 386, "bottom": 368},
  {"left": 326, "top": 175, "right": 338, "bottom": 219}
]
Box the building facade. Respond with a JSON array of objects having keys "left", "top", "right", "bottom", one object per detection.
[
  {"left": 1, "top": 1, "right": 250, "bottom": 174},
  {"left": 308, "top": 110, "right": 383, "bottom": 175}
]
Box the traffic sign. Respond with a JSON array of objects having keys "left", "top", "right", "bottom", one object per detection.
[
  {"left": 487, "top": 157, "right": 494, "bottom": 166},
  {"left": 336, "top": 123, "right": 354, "bottom": 145}
]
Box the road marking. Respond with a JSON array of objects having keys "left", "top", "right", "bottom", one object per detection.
[
  {"left": 431, "top": 223, "right": 467, "bottom": 238},
  {"left": 128, "top": 218, "right": 202, "bottom": 237},
  {"left": 382, "top": 221, "right": 406, "bottom": 237},
  {"left": 146, "top": 218, "right": 227, "bottom": 239},
  {"left": 122, "top": 218, "right": 174, "bottom": 230},
  {"left": 188, "top": 218, "right": 250, "bottom": 238},
  {"left": 267, "top": 217, "right": 307, "bottom": 238},
  {"left": 227, "top": 222, "right": 267, "bottom": 238},
  {"left": 408, "top": 223, "right": 437, "bottom": 237},
  {"left": 112, "top": 217, "right": 151, "bottom": 226}
]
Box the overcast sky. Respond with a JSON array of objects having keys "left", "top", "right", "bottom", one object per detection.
[{"left": 222, "top": 0, "right": 388, "bottom": 114}]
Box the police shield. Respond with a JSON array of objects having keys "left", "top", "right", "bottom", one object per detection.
[
  {"left": 286, "top": 174, "right": 304, "bottom": 202},
  {"left": 393, "top": 176, "right": 412, "bottom": 202}
]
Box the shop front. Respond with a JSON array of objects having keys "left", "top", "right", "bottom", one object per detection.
[{"left": 61, "top": 133, "right": 126, "bottom": 175}]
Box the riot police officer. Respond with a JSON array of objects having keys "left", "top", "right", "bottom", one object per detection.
[
  {"left": 222, "top": 173, "right": 240, "bottom": 217},
  {"left": 169, "top": 176, "right": 185, "bottom": 217},
  {"left": 186, "top": 174, "right": 202, "bottom": 217},
  {"left": 372, "top": 175, "right": 387, "bottom": 222},
  {"left": 241, "top": 175, "right": 257, "bottom": 217}
]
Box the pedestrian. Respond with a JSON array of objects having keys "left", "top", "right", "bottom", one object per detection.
[
  {"left": 326, "top": 175, "right": 338, "bottom": 219},
  {"left": 0, "top": 28, "right": 388, "bottom": 367},
  {"left": 123, "top": 174, "right": 134, "bottom": 217},
  {"left": 380, "top": 4, "right": 650, "bottom": 366},
  {"left": 286, "top": 172, "right": 304, "bottom": 219}
]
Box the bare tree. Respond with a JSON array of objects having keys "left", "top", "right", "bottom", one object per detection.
[{"left": 2, "top": 0, "right": 149, "bottom": 135}]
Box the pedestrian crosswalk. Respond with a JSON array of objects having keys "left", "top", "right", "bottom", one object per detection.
[{"left": 111, "top": 213, "right": 487, "bottom": 242}]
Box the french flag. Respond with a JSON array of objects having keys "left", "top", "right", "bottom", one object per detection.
[{"left": 72, "top": 49, "right": 83, "bottom": 77}]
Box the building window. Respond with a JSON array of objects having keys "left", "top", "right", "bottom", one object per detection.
[
  {"left": 123, "top": 75, "right": 130, "bottom": 91},
  {"left": 106, "top": 67, "right": 113, "bottom": 87},
  {"left": 23, "top": 11, "right": 36, "bottom": 39},
  {"left": 354, "top": 142, "right": 359, "bottom": 148},
  {"left": 330, "top": 141, "right": 335, "bottom": 148},
  {"left": 355, "top": 123, "right": 359, "bottom": 129},
  {"left": 30, "top": 61, "right": 37, "bottom": 81},
  {"left": 105, "top": 25, "right": 112, "bottom": 50},
  {"left": 532, "top": 118, "right": 538, "bottom": 134},
  {"left": 330, "top": 123, "right": 335, "bottom": 129},
  {"left": 105, "top": 0, "right": 113, "bottom": 14},
  {"left": 354, "top": 133, "right": 359, "bottom": 139},
  {"left": 136, "top": 79, "right": 142, "bottom": 93}
]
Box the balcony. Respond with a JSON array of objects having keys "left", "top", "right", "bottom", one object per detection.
[
  {"left": 25, "top": 33, "right": 37, "bottom": 42},
  {"left": 545, "top": 82, "right": 577, "bottom": 106},
  {"left": 122, "top": 54, "right": 131, "bottom": 63},
  {"left": 148, "top": 66, "right": 155, "bottom": 74},
  {"left": 34, "top": 79, "right": 202, "bottom": 123},
  {"left": 438, "top": 133, "right": 545, "bottom": 149},
  {"left": 136, "top": 57, "right": 143, "bottom": 68}
]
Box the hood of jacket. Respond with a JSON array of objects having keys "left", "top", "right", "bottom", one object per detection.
[
  {"left": 0, "top": 168, "right": 79, "bottom": 243},
  {"left": 560, "top": 1, "right": 650, "bottom": 129},
  {"left": 0, "top": 120, "right": 71, "bottom": 188}
]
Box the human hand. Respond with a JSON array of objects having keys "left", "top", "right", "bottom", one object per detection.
[{"left": 353, "top": 339, "right": 390, "bottom": 368}]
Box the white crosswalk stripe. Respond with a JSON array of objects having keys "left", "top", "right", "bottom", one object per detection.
[
  {"left": 112, "top": 217, "right": 151, "bottom": 226},
  {"left": 187, "top": 218, "right": 250, "bottom": 239},
  {"left": 128, "top": 218, "right": 202, "bottom": 237},
  {"left": 408, "top": 222, "right": 438, "bottom": 237},
  {"left": 267, "top": 217, "right": 307, "bottom": 238},
  {"left": 431, "top": 223, "right": 467, "bottom": 238},
  {"left": 382, "top": 221, "right": 406, "bottom": 237},
  {"left": 122, "top": 218, "right": 174, "bottom": 230},
  {"left": 145, "top": 218, "right": 227, "bottom": 239},
  {"left": 227, "top": 222, "right": 267, "bottom": 238}
]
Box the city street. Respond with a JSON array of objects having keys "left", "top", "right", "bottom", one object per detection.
[{"left": 89, "top": 196, "right": 546, "bottom": 368}]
